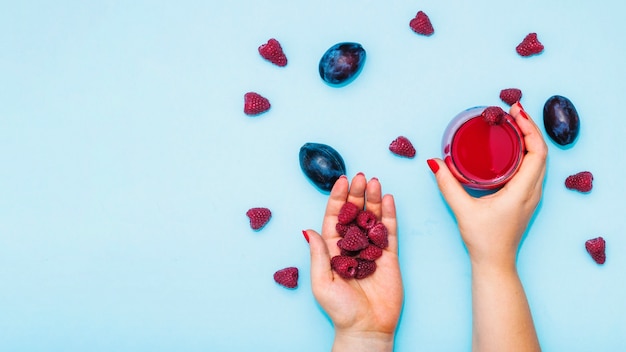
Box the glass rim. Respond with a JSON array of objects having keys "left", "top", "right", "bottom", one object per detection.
[{"left": 442, "top": 106, "right": 525, "bottom": 189}]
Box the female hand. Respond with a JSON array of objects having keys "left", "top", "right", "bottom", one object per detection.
[
  {"left": 428, "top": 102, "right": 548, "bottom": 268},
  {"left": 304, "top": 173, "right": 403, "bottom": 352},
  {"left": 427, "top": 102, "right": 546, "bottom": 352}
]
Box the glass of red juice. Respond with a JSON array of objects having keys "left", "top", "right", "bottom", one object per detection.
[{"left": 442, "top": 106, "right": 525, "bottom": 190}]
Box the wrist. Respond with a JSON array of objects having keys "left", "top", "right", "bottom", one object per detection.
[
  {"left": 468, "top": 248, "right": 518, "bottom": 273},
  {"left": 471, "top": 256, "right": 516, "bottom": 268},
  {"left": 332, "top": 329, "right": 395, "bottom": 352},
  {"left": 470, "top": 257, "right": 518, "bottom": 279}
]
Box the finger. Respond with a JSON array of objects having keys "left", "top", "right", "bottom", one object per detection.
[
  {"left": 510, "top": 102, "right": 548, "bottom": 158},
  {"left": 428, "top": 158, "right": 473, "bottom": 215},
  {"left": 346, "top": 173, "right": 367, "bottom": 209},
  {"left": 506, "top": 103, "right": 548, "bottom": 194},
  {"left": 321, "top": 175, "right": 349, "bottom": 240},
  {"left": 305, "top": 229, "right": 334, "bottom": 287},
  {"left": 365, "top": 177, "right": 383, "bottom": 218},
  {"left": 380, "top": 194, "right": 399, "bottom": 254}
]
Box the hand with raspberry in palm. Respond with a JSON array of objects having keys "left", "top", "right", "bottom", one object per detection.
[{"left": 303, "top": 173, "right": 403, "bottom": 352}]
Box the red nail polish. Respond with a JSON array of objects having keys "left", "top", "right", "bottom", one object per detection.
[
  {"left": 426, "top": 159, "right": 439, "bottom": 174},
  {"left": 519, "top": 109, "right": 530, "bottom": 119},
  {"left": 515, "top": 102, "right": 529, "bottom": 119},
  {"left": 301, "top": 230, "right": 310, "bottom": 243}
]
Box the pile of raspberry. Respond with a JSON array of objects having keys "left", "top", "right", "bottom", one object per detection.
[{"left": 330, "top": 202, "right": 389, "bottom": 279}]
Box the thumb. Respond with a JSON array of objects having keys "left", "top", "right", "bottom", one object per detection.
[
  {"left": 303, "top": 229, "right": 333, "bottom": 286},
  {"left": 426, "top": 158, "right": 472, "bottom": 213}
]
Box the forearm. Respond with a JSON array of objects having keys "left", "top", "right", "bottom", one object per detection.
[
  {"left": 332, "top": 330, "right": 394, "bottom": 352},
  {"left": 470, "top": 261, "right": 540, "bottom": 352}
]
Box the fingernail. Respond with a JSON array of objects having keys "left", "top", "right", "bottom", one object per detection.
[
  {"left": 519, "top": 109, "right": 530, "bottom": 119},
  {"left": 427, "top": 159, "right": 439, "bottom": 174},
  {"left": 371, "top": 177, "right": 379, "bottom": 181},
  {"left": 339, "top": 175, "right": 347, "bottom": 179},
  {"left": 356, "top": 172, "right": 365, "bottom": 176},
  {"left": 301, "top": 230, "right": 310, "bottom": 243},
  {"left": 516, "top": 102, "right": 530, "bottom": 119}
]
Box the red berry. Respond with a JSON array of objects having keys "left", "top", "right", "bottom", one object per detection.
[
  {"left": 246, "top": 207, "right": 272, "bottom": 230},
  {"left": 409, "top": 11, "right": 434, "bottom": 36},
  {"left": 244, "top": 92, "right": 271, "bottom": 116},
  {"left": 359, "top": 245, "right": 383, "bottom": 261},
  {"left": 338, "top": 243, "right": 360, "bottom": 257},
  {"left": 331, "top": 255, "right": 358, "bottom": 279},
  {"left": 368, "top": 222, "right": 389, "bottom": 249},
  {"left": 258, "top": 38, "right": 287, "bottom": 67},
  {"left": 481, "top": 106, "right": 507, "bottom": 126},
  {"left": 389, "top": 136, "right": 416, "bottom": 158},
  {"left": 336, "top": 222, "right": 351, "bottom": 237},
  {"left": 338, "top": 202, "right": 360, "bottom": 225},
  {"left": 516, "top": 33, "right": 544, "bottom": 57},
  {"left": 585, "top": 237, "right": 606, "bottom": 264},
  {"left": 273, "top": 267, "right": 299, "bottom": 288},
  {"left": 332, "top": 206, "right": 389, "bottom": 279},
  {"left": 565, "top": 171, "right": 593, "bottom": 193},
  {"left": 338, "top": 226, "right": 370, "bottom": 251},
  {"left": 499, "top": 88, "right": 523, "bottom": 106},
  {"left": 356, "top": 210, "right": 377, "bottom": 230},
  {"left": 355, "top": 259, "right": 377, "bottom": 279}
]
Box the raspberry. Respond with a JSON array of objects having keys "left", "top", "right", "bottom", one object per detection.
[
  {"left": 243, "top": 92, "right": 271, "bottom": 116},
  {"left": 565, "top": 171, "right": 593, "bottom": 193},
  {"left": 258, "top": 38, "right": 287, "bottom": 67},
  {"left": 355, "top": 259, "right": 377, "bottom": 279},
  {"left": 481, "top": 106, "right": 507, "bottom": 126},
  {"left": 585, "top": 237, "right": 606, "bottom": 265},
  {"left": 359, "top": 244, "right": 383, "bottom": 261},
  {"left": 409, "top": 11, "right": 434, "bottom": 36},
  {"left": 356, "top": 210, "right": 377, "bottom": 230},
  {"left": 338, "top": 243, "right": 360, "bottom": 257},
  {"left": 499, "top": 88, "right": 522, "bottom": 106},
  {"left": 331, "top": 255, "right": 358, "bottom": 279},
  {"left": 389, "top": 136, "right": 416, "bottom": 158},
  {"left": 246, "top": 207, "right": 272, "bottom": 230},
  {"left": 516, "top": 33, "right": 544, "bottom": 57},
  {"left": 273, "top": 267, "right": 299, "bottom": 288},
  {"left": 331, "top": 206, "right": 388, "bottom": 279},
  {"left": 336, "top": 222, "right": 351, "bottom": 237},
  {"left": 338, "top": 226, "right": 370, "bottom": 251},
  {"left": 368, "top": 222, "right": 389, "bottom": 249},
  {"left": 338, "top": 202, "right": 360, "bottom": 225}
]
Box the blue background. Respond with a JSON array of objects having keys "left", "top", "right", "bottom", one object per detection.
[{"left": 1, "top": 1, "right": 625, "bottom": 351}]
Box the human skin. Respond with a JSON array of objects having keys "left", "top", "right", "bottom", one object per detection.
[
  {"left": 427, "top": 102, "right": 546, "bottom": 352},
  {"left": 303, "top": 173, "right": 403, "bottom": 352}
]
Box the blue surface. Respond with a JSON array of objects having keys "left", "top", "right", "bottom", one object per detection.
[{"left": 1, "top": 1, "right": 625, "bottom": 351}]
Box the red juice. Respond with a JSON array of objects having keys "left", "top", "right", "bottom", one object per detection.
[{"left": 442, "top": 107, "right": 525, "bottom": 190}]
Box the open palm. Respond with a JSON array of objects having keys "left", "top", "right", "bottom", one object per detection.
[{"left": 305, "top": 173, "right": 403, "bottom": 349}]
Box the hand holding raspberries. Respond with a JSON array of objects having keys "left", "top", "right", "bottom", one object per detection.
[{"left": 303, "top": 173, "right": 403, "bottom": 346}]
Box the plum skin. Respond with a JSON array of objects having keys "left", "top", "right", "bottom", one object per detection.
[
  {"left": 299, "top": 143, "right": 346, "bottom": 192},
  {"left": 319, "top": 42, "right": 366, "bottom": 86},
  {"left": 543, "top": 95, "right": 580, "bottom": 146}
]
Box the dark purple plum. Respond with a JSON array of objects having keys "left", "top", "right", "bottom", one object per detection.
[
  {"left": 319, "top": 42, "right": 366, "bottom": 86},
  {"left": 543, "top": 95, "right": 580, "bottom": 146},
  {"left": 299, "top": 143, "right": 346, "bottom": 192}
]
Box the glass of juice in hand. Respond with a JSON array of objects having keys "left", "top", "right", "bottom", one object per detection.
[{"left": 442, "top": 106, "right": 525, "bottom": 190}]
